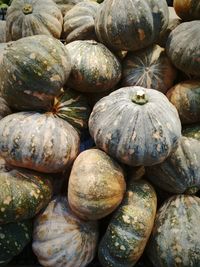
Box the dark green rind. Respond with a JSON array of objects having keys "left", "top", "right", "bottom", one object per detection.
[
  {"left": 0, "top": 97, "right": 11, "bottom": 120},
  {"left": 182, "top": 124, "right": 200, "bottom": 141}
]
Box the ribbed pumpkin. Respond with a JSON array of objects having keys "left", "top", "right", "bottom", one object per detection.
[
  {"left": 0, "top": 220, "right": 32, "bottom": 266},
  {"left": 174, "top": 0, "right": 200, "bottom": 21},
  {"left": 0, "top": 35, "right": 71, "bottom": 111},
  {"left": 6, "top": 0, "right": 63, "bottom": 41},
  {"left": 182, "top": 124, "right": 200, "bottom": 141},
  {"left": 32, "top": 196, "right": 98, "bottom": 267},
  {"left": 146, "top": 136, "right": 200, "bottom": 194},
  {"left": 95, "top": 0, "right": 169, "bottom": 51},
  {"left": 147, "top": 195, "right": 200, "bottom": 267},
  {"left": 0, "top": 112, "right": 80, "bottom": 173},
  {"left": 66, "top": 40, "right": 121, "bottom": 93},
  {"left": 0, "top": 21, "right": 6, "bottom": 43},
  {"left": 89, "top": 86, "right": 182, "bottom": 167},
  {"left": 166, "top": 21, "right": 200, "bottom": 77},
  {"left": 167, "top": 80, "right": 200, "bottom": 124},
  {"left": 68, "top": 148, "right": 126, "bottom": 220},
  {"left": 63, "top": 1, "right": 99, "bottom": 43},
  {"left": 0, "top": 97, "right": 11, "bottom": 120},
  {"left": 122, "top": 45, "right": 177, "bottom": 94},
  {"left": 98, "top": 179, "right": 157, "bottom": 267},
  {"left": 54, "top": 0, "right": 87, "bottom": 16}
]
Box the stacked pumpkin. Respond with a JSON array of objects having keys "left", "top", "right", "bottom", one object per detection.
[{"left": 0, "top": 0, "right": 199, "bottom": 267}]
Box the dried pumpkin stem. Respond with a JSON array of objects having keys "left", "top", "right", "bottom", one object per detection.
[
  {"left": 22, "top": 4, "right": 33, "bottom": 14},
  {"left": 132, "top": 90, "right": 148, "bottom": 105}
]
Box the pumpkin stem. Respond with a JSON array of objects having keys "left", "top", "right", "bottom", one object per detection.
[
  {"left": 132, "top": 90, "right": 148, "bottom": 105},
  {"left": 22, "top": 4, "right": 33, "bottom": 14}
]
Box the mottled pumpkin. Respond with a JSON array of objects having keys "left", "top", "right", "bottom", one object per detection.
[
  {"left": 166, "top": 21, "right": 200, "bottom": 77},
  {"left": 182, "top": 124, "right": 200, "bottom": 141},
  {"left": 0, "top": 97, "right": 11, "bottom": 120},
  {"left": 0, "top": 220, "right": 32, "bottom": 266},
  {"left": 6, "top": 0, "right": 63, "bottom": 41},
  {"left": 98, "top": 179, "right": 157, "bottom": 267},
  {"left": 0, "top": 35, "right": 71, "bottom": 111},
  {"left": 147, "top": 195, "right": 200, "bottom": 267},
  {"left": 32, "top": 196, "right": 98, "bottom": 267},
  {"left": 0, "top": 21, "right": 6, "bottom": 43},
  {"left": 167, "top": 80, "right": 200, "bottom": 124},
  {"left": 174, "top": 0, "right": 200, "bottom": 21},
  {"left": 122, "top": 45, "right": 177, "bottom": 94},
  {"left": 95, "top": 0, "right": 169, "bottom": 51},
  {"left": 54, "top": 0, "right": 87, "bottom": 16},
  {"left": 89, "top": 86, "right": 182, "bottom": 167},
  {"left": 66, "top": 40, "right": 121, "bottom": 93},
  {"left": 0, "top": 112, "right": 80, "bottom": 173},
  {"left": 68, "top": 148, "right": 126, "bottom": 220}
]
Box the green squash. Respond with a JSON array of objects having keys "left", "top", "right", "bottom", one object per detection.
[
  {"left": 182, "top": 124, "right": 200, "bottom": 141},
  {"left": 53, "top": 0, "right": 88, "bottom": 16},
  {"left": 0, "top": 97, "right": 11, "bottom": 120}
]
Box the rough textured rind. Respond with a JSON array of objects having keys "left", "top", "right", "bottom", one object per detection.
[
  {"left": 147, "top": 195, "right": 200, "bottom": 267},
  {"left": 166, "top": 21, "right": 200, "bottom": 77},
  {"left": 0, "top": 35, "right": 71, "bottom": 111},
  {"left": 0, "top": 21, "right": 6, "bottom": 43},
  {"left": 66, "top": 40, "right": 121, "bottom": 93},
  {"left": 122, "top": 45, "right": 176, "bottom": 94},
  {"left": 95, "top": 0, "right": 169, "bottom": 51},
  {"left": 98, "top": 179, "right": 157, "bottom": 267},
  {"left": 182, "top": 124, "right": 200, "bottom": 141},
  {"left": 0, "top": 97, "right": 11, "bottom": 120},
  {"left": 0, "top": 112, "right": 80, "bottom": 173},
  {"left": 174, "top": 0, "right": 200, "bottom": 21},
  {"left": 6, "top": 0, "right": 63, "bottom": 41},
  {"left": 89, "top": 86, "right": 182, "bottom": 167},
  {"left": 32, "top": 196, "right": 98, "bottom": 267},
  {"left": 68, "top": 148, "right": 126, "bottom": 220}
]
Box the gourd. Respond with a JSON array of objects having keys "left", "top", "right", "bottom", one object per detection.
[
  {"left": 54, "top": 0, "right": 87, "bottom": 16},
  {"left": 173, "top": 0, "right": 200, "bottom": 21},
  {"left": 0, "top": 97, "right": 11, "bottom": 120}
]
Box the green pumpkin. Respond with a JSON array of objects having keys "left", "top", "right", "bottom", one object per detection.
[
  {"left": 0, "top": 97, "right": 11, "bottom": 120},
  {"left": 182, "top": 124, "right": 200, "bottom": 141},
  {"left": 98, "top": 179, "right": 157, "bottom": 267}
]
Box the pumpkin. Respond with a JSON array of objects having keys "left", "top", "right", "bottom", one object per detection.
[
  {"left": 54, "top": 0, "right": 87, "bottom": 16},
  {"left": 166, "top": 21, "right": 200, "bottom": 77},
  {"left": 182, "top": 124, "right": 200, "bottom": 141},
  {"left": 146, "top": 136, "right": 200, "bottom": 194},
  {"left": 166, "top": 80, "right": 200, "bottom": 124},
  {"left": 147, "top": 195, "right": 200, "bottom": 267},
  {"left": 63, "top": 1, "right": 99, "bottom": 43},
  {"left": 89, "top": 86, "right": 182, "bottom": 167},
  {"left": 95, "top": 0, "right": 169, "bottom": 51},
  {"left": 6, "top": 0, "right": 63, "bottom": 41},
  {"left": 68, "top": 148, "right": 126, "bottom": 220},
  {"left": 0, "top": 112, "right": 80, "bottom": 173},
  {"left": 173, "top": 0, "right": 200, "bottom": 21},
  {"left": 0, "top": 220, "right": 32, "bottom": 266},
  {"left": 0, "top": 35, "right": 71, "bottom": 111},
  {"left": 121, "top": 45, "right": 177, "bottom": 94},
  {"left": 0, "top": 21, "right": 6, "bottom": 43},
  {"left": 98, "top": 179, "right": 157, "bottom": 267},
  {"left": 32, "top": 196, "right": 98, "bottom": 267},
  {"left": 0, "top": 97, "right": 11, "bottom": 120},
  {"left": 66, "top": 40, "right": 121, "bottom": 93}
]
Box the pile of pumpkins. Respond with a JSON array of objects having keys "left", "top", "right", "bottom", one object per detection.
[{"left": 0, "top": 0, "right": 199, "bottom": 266}]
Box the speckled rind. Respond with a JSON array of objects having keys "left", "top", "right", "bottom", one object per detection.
[
  {"left": 68, "top": 148, "right": 126, "bottom": 220},
  {"left": 0, "top": 21, "right": 6, "bottom": 43},
  {"left": 182, "top": 124, "right": 200, "bottom": 141},
  {"left": 66, "top": 40, "right": 121, "bottom": 93},
  {"left": 0, "top": 97, "right": 11, "bottom": 120},
  {"left": 173, "top": 0, "right": 200, "bottom": 21},
  {"left": 89, "top": 86, "right": 182, "bottom": 167},
  {"left": 147, "top": 195, "right": 200, "bottom": 267},
  {"left": 32, "top": 196, "right": 98, "bottom": 267},
  {"left": 0, "top": 112, "right": 80, "bottom": 173},
  {"left": 98, "top": 179, "right": 157, "bottom": 267}
]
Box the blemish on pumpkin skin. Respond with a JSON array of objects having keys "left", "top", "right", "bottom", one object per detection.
[
  {"left": 138, "top": 29, "right": 145, "bottom": 41},
  {"left": 3, "top": 196, "right": 12, "bottom": 205}
]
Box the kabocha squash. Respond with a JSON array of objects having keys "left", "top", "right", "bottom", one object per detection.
[
  {"left": 0, "top": 220, "right": 32, "bottom": 266},
  {"left": 89, "top": 86, "right": 182, "bottom": 167},
  {"left": 32, "top": 196, "right": 98, "bottom": 267},
  {"left": 68, "top": 148, "right": 126, "bottom": 220},
  {"left": 0, "top": 35, "right": 71, "bottom": 111},
  {"left": 122, "top": 45, "right": 177, "bottom": 94},
  {"left": 182, "top": 124, "right": 200, "bottom": 141},
  {"left": 6, "top": 0, "right": 63, "bottom": 41},
  {"left": 0, "top": 112, "right": 80, "bottom": 173},
  {"left": 66, "top": 40, "right": 121, "bottom": 93},
  {"left": 0, "top": 97, "right": 11, "bottom": 120},
  {"left": 54, "top": 0, "right": 87, "bottom": 16},
  {"left": 95, "top": 0, "right": 169, "bottom": 51},
  {"left": 63, "top": 1, "right": 99, "bottom": 43},
  {"left": 146, "top": 136, "right": 200, "bottom": 194},
  {"left": 166, "top": 80, "right": 200, "bottom": 124},
  {"left": 166, "top": 21, "right": 200, "bottom": 77},
  {"left": 0, "top": 21, "right": 6, "bottom": 43},
  {"left": 174, "top": 0, "right": 200, "bottom": 21},
  {"left": 98, "top": 179, "right": 157, "bottom": 267},
  {"left": 147, "top": 195, "right": 200, "bottom": 267}
]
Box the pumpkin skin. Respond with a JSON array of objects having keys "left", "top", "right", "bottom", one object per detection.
[
  {"left": 0, "top": 112, "right": 80, "bottom": 173},
  {"left": 146, "top": 137, "right": 200, "bottom": 194},
  {"left": 66, "top": 40, "right": 121, "bottom": 93},
  {"left": 0, "top": 35, "right": 71, "bottom": 111},
  {"left": 95, "top": 0, "right": 169, "bottom": 51},
  {"left": 32, "top": 196, "right": 98, "bottom": 267},
  {"left": 174, "top": 0, "right": 200, "bottom": 21},
  {"left": 89, "top": 86, "right": 182, "bottom": 167},
  {"left": 166, "top": 80, "right": 200, "bottom": 124},
  {"left": 0, "top": 97, "right": 11, "bottom": 120},
  {"left": 68, "top": 148, "right": 126, "bottom": 220},
  {"left": 122, "top": 45, "right": 177, "bottom": 94},
  {"left": 6, "top": 0, "right": 63, "bottom": 41},
  {"left": 0, "top": 220, "right": 32, "bottom": 266},
  {"left": 54, "top": 0, "right": 87, "bottom": 16},
  {"left": 98, "top": 179, "right": 157, "bottom": 267},
  {"left": 166, "top": 21, "right": 200, "bottom": 77},
  {"left": 182, "top": 124, "right": 200, "bottom": 141},
  {"left": 0, "top": 21, "right": 6, "bottom": 43},
  {"left": 147, "top": 195, "right": 200, "bottom": 267}
]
